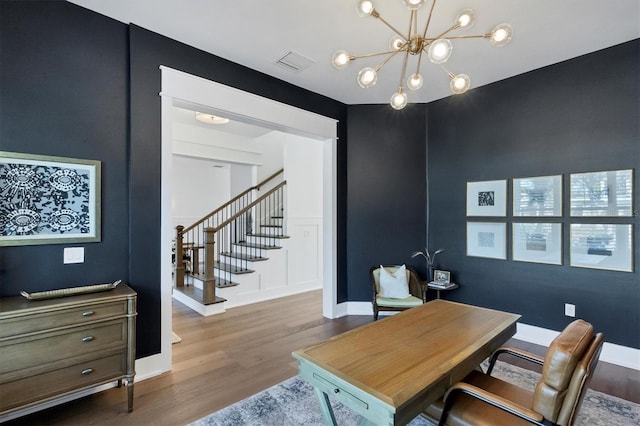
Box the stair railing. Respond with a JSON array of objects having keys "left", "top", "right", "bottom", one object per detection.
[
  {"left": 174, "top": 169, "right": 285, "bottom": 301},
  {"left": 212, "top": 181, "right": 287, "bottom": 290}
]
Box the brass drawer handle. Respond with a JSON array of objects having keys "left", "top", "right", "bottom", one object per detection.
[
  {"left": 82, "top": 336, "right": 95, "bottom": 343},
  {"left": 82, "top": 311, "right": 95, "bottom": 317},
  {"left": 81, "top": 368, "right": 94, "bottom": 376}
]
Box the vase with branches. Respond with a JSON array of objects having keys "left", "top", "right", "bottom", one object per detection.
[{"left": 411, "top": 248, "right": 445, "bottom": 282}]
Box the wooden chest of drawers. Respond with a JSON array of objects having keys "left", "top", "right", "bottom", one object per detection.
[{"left": 0, "top": 284, "right": 137, "bottom": 421}]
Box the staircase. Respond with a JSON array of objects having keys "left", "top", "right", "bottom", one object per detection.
[{"left": 173, "top": 170, "right": 290, "bottom": 315}]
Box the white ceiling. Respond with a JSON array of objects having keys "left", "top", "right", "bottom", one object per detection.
[{"left": 68, "top": 0, "right": 639, "bottom": 105}]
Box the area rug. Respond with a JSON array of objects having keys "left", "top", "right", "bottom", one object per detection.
[{"left": 189, "top": 361, "right": 640, "bottom": 426}]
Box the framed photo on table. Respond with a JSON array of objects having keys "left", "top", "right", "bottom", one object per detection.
[
  {"left": 433, "top": 270, "right": 451, "bottom": 285},
  {"left": 0, "top": 151, "right": 101, "bottom": 246},
  {"left": 467, "top": 180, "right": 507, "bottom": 217}
]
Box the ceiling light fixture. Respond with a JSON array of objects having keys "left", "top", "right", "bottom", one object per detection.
[
  {"left": 195, "top": 112, "right": 230, "bottom": 124},
  {"left": 332, "top": 0, "right": 513, "bottom": 110}
]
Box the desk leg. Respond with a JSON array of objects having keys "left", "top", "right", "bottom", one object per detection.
[{"left": 314, "top": 388, "right": 337, "bottom": 426}]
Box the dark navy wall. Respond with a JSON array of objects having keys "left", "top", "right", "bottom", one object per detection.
[
  {"left": 427, "top": 40, "right": 639, "bottom": 348},
  {"left": 345, "top": 104, "right": 428, "bottom": 300},
  {"left": 0, "top": 2, "right": 130, "bottom": 318},
  {"left": 0, "top": 2, "right": 347, "bottom": 357}
]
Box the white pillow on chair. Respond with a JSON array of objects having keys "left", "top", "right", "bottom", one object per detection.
[{"left": 378, "top": 265, "right": 410, "bottom": 299}]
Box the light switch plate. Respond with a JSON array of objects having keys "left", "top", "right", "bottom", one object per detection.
[{"left": 63, "top": 247, "right": 85, "bottom": 264}]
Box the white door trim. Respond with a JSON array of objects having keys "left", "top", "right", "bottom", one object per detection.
[{"left": 137, "top": 66, "right": 339, "bottom": 377}]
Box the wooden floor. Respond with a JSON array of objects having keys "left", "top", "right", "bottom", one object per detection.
[{"left": 6, "top": 290, "right": 639, "bottom": 425}]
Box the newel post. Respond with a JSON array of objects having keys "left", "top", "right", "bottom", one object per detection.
[
  {"left": 203, "top": 227, "right": 216, "bottom": 304},
  {"left": 175, "top": 225, "right": 185, "bottom": 288}
]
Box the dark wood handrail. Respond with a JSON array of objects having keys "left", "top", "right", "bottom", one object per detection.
[
  {"left": 182, "top": 169, "right": 284, "bottom": 234},
  {"left": 214, "top": 181, "right": 286, "bottom": 232}
]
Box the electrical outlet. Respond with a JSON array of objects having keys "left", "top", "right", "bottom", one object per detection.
[
  {"left": 565, "top": 303, "right": 575, "bottom": 317},
  {"left": 64, "top": 247, "right": 85, "bottom": 264}
]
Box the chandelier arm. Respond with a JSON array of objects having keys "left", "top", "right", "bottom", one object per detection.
[
  {"left": 350, "top": 49, "right": 404, "bottom": 62},
  {"left": 421, "top": 0, "right": 438, "bottom": 39},
  {"left": 440, "top": 64, "right": 455, "bottom": 79},
  {"left": 373, "top": 13, "right": 409, "bottom": 40},
  {"left": 428, "top": 24, "right": 459, "bottom": 42},
  {"left": 398, "top": 48, "right": 410, "bottom": 89},
  {"left": 415, "top": 51, "right": 424, "bottom": 76},
  {"left": 375, "top": 49, "right": 405, "bottom": 72},
  {"left": 441, "top": 34, "right": 488, "bottom": 40}
]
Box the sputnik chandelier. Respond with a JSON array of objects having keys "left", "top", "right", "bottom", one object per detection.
[{"left": 331, "top": 0, "right": 513, "bottom": 110}]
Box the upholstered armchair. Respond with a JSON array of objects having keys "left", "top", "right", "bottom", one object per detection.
[
  {"left": 424, "top": 319, "right": 604, "bottom": 426},
  {"left": 370, "top": 265, "right": 424, "bottom": 321}
]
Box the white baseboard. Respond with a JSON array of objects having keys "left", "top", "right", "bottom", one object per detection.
[
  {"left": 338, "top": 302, "right": 640, "bottom": 371},
  {"left": 515, "top": 322, "right": 640, "bottom": 371},
  {"left": 171, "top": 291, "right": 226, "bottom": 316}
]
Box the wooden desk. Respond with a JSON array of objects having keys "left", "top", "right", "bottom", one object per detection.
[{"left": 292, "top": 300, "right": 520, "bottom": 426}]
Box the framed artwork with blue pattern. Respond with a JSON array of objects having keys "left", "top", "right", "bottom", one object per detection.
[{"left": 0, "top": 151, "right": 101, "bottom": 246}]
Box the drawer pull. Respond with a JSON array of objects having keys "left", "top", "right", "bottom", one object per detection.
[
  {"left": 334, "top": 388, "right": 340, "bottom": 394},
  {"left": 82, "top": 311, "right": 95, "bottom": 317},
  {"left": 81, "top": 368, "right": 94, "bottom": 376},
  {"left": 82, "top": 336, "right": 95, "bottom": 343}
]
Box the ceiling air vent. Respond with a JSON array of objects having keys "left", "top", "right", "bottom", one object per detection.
[{"left": 275, "top": 51, "right": 315, "bottom": 73}]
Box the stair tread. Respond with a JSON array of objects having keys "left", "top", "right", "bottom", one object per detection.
[
  {"left": 234, "top": 242, "right": 282, "bottom": 250},
  {"left": 220, "top": 252, "right": 268, "bottom": 261},
  {"left": 260, "top": 224, "right": 283, "bottom": 228},
  {"left": 214, "top": 261, "right": 254, "bottom": 274},
  {"left": 247, "top": 233, "right": 290, "bottom": 239},
  {"left": 173, "top": 285, "right": 226, "bottom": 305},
  {"left": 188, "top": 273, "right": 240, "bottom": 287}
]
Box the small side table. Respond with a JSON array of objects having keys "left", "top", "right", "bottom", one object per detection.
[{"left": 424, "top": 281, "right": 459, "bottom": 300}]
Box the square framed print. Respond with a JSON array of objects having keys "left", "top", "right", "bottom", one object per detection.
[
  {"left": 467, "top": 222, "right": 507, "bottom": 260},
  {"left": 0, "top": 151, "right": 101, "bottom": 246},
  {"left": 433, "top": 270, "right": 451, "bottom": 284},
  {"left": 570, "top": 169, "right": 633, "bottom": 217},
  {"left": 570, "top": 224, "right": 633, "bottom": 272},
  {"left": 512, "top": 222, "right": 562, "bottom": 265},
  {"left": 467, "top": 180, "right": 507, "bottom": 216},
  {"left": 513, "top": 175, "right": 562, "bottom": 217}
]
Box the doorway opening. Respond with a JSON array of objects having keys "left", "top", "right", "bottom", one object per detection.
[{"left": 157, "top": 66, "right": 339, "bottom": 375}]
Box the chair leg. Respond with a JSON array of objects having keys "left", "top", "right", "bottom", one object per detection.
[{"left": 374, "top": 307, "right": 378, "bottom": 321}]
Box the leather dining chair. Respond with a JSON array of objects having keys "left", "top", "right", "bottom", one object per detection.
[
  {"left": 370, "top": 265, "right": 424, "bottom": 320},
  {"left": 424, "top": 319, "right": 604, "bottom": 426}
]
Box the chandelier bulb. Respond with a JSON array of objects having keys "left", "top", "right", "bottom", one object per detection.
[
  {"left": 332, "top": 50, "right": 351, "bottom": 70},
  {"left": 357, "top": 67, "right": 378, "bottom": 88},
  {"left": 407, "top": 73, "right": 423, "bottom": 91},
  {"left": 450, "top": 74, "right": 471, "bottom": 94},
  {"left": 389, "top": 35, "right": 405, "bottom": 51},
  {"left": 455, "top": 9, "right": 476, "bottom": 29},
  {"left": 402, "top": 0, "right": 426, "bottom": 11},
  {"left": 428, "top": 39, "right": 453, "bottom": 64},
  {"left": 357, "top": 0, "right": 375, "bottom": 17},
  {"left": 390, "top": 90, "right": 408, "bottom": 110},
  {"left": 489, "top": 23, "right": 513, "bottom": 46}
]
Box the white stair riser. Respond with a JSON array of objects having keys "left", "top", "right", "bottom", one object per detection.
[
  {"left": 232, "top": 244, "right": 265, "bottom": 257},
  {"left": 245, "top": 235, "right": 284, "bottom": 246},
  {"left": 218, "top": 254, "right": 260, "bottom": 268},
  {"left": 258, "top": 226, "right": 284, "bottom": 236}
]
